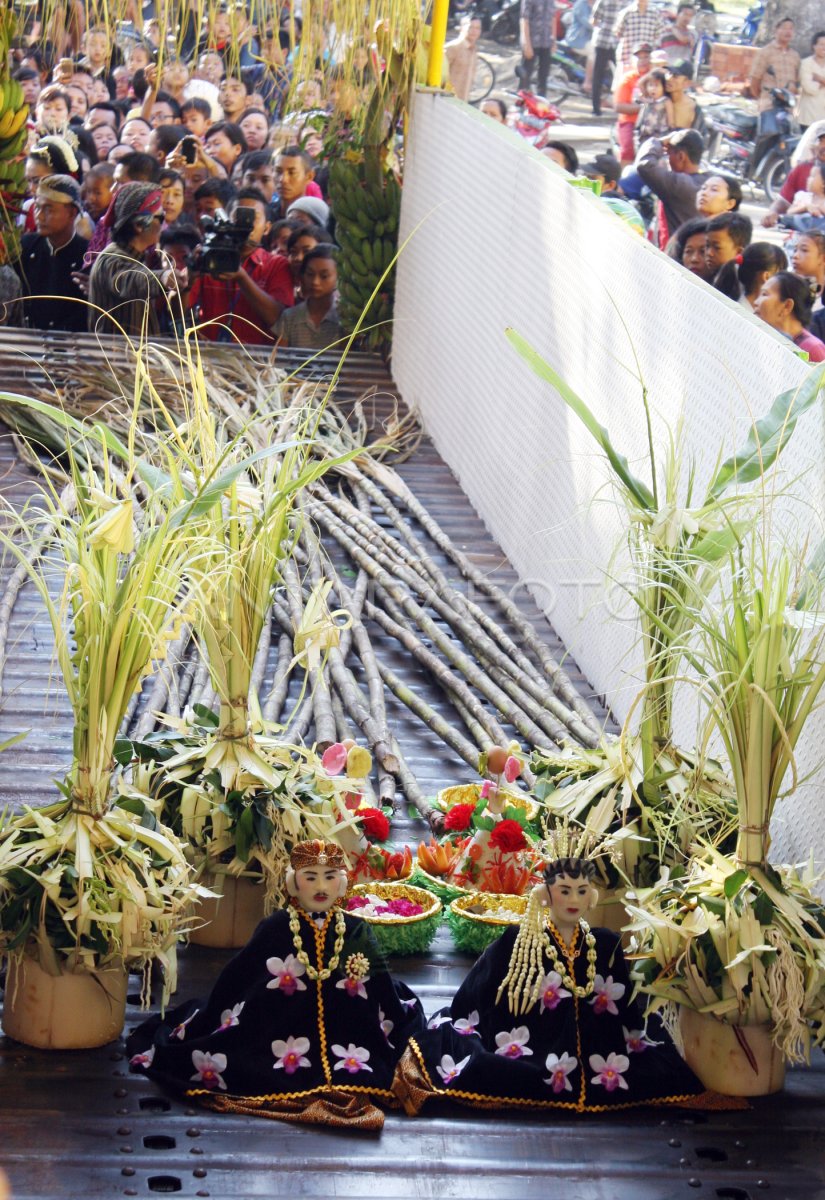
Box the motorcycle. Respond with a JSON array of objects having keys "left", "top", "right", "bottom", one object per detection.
[
  {"left": 705, "top": 84, "right": 798, "bottom": 198},
  {"left": 733, "top": 0, "right": 764, "bottom": 45}
]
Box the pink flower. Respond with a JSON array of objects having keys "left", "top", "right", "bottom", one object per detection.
[
  {"left": 504, "top": 755, "right": 521, "bottom": 783},
  {"left": 428, "top": 1013, "right": 452, "bottom": 1030},
  {"left": 623, "top": 1026, "right": 660, "bottom": 1053},
  {"left": 212, "top": 1002, "right": 245, "bottom": 1033},
  {"left": 453, "top": 1010, "right": 480, "bottom": 1036},
  {"left": 346, "top": 895, "right": 369, "bottom": 910},
  {"left": 379, "top": 1008, "right": 395, "bottom": 1047},
  {"left": 170, "top": 1008, "right": 200, "bottom": 1041},
  {"left": 480, "top": 780, "right": 493, "bottom": 800},
  {"left": 266, "top": 954, "right": 307, "bottom": 996},
  {"left": 331, "top": 1043, "right": 372, "bottom": 1074},
  {"left": 544, "top": 1051, "right": 577, "bottom": 1093},
  {"left": 336, "top": 975, "right": 369, "bottom": 999},
  {"left": 272, "top": 1036, "right": 311, "bottom": 1075},
  {"left": 436, "top": 1054, "right": 471, "bottom": 1084},
  {"left": 190, "top": 1050, "right": 228, "bottom": 1091},
  {"left": 129, "top": 1046, "right": 155, "bottom": 1070},
  {"left": 322, "top": 743, "right": 348, "bottom": 775},
  {"left": 494, "top": 1027, "right": 534, "bottom": 1059},
  {"left": 588, "top": 974, "right": 626, "bottom": 1016},
  {"left": 589, "top": 1052, "right": 630, "bottom": 1092},
  {"left": 538, "top": 970, "right": 572, "bottom": 1013}
]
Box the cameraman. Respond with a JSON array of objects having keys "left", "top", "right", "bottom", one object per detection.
[{"left": 188, "top": 186, "right": 294, "bottom": 345}]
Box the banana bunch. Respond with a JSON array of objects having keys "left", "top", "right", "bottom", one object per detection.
[
  {"left": 0, "top": 65, "right": 29, "bottom": 221},
  {"left": 328, "top": 156, "right": 401, "bottom": 352}
]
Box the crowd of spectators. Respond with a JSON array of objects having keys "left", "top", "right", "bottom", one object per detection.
[
  {"left": 2, "top": 10, "right": 357, "bottom": 349},
  {"left": 4, "top": 4, "right": 825, "bottom": 363}
]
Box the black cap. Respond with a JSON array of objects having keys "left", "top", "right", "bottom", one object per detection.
[
  {"left": 584, "top": 153, "right": 622, "bottom": 184},
  {"left": 632, "top": 41, "right": 653, "bottom": 54}
]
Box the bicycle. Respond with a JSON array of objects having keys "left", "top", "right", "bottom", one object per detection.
[{"left": 469, "top": 53, "right": 496, "bottom": 104}]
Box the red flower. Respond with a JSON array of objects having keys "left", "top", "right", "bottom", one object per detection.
[
  {"left": 359, "top": 807, "right": 390, "bottom": 842},
  {"left": 489, "top": 819, "right": 528, "bottom": 854},
  {"left": 444, "top": 802, "right": 475, "bottom": 833}
]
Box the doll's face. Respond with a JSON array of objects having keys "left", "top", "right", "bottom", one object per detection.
[
  {"left": 545, "top": 874, "right": 597, "bottom": 925},
  {"left": 289, "top": 865, "right": 347, "bottom": 912}
]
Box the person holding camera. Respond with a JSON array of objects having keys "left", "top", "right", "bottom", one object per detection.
[
  {"left": 88, "top": 182, "right": 189, "bottom": 336},
  {"left": 187, "top": 186, "right": 294, "bottom": 345}
]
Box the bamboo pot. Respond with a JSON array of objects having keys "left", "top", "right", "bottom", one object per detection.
[
  {"left": 189, "top": 874, "right": 265, "bottom": 948},
  {"left": 679, "top": 1007, "right": 786, "bottom": 1096},
  {"left": 2, "top": 954, "right": 128, "bottom": 1049}
]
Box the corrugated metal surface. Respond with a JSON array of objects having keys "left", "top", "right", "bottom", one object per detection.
[{"left": 0, "top": 333, "right": 823, "bottom": 1200}]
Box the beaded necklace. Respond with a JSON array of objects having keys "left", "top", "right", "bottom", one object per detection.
[
  {"left": 288, "top": 904, "right": 347, "bottom": 981},
  {"left": 544, "top": 918, "right": 598, "bottom": 999}
]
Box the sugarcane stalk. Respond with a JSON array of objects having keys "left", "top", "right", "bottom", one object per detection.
[
  {"left": 359, "top": 466, "right": 603, "bottom": 735},
  {"left": 375, "top": 657, "right": 479, "bottom": 771},
  {"left": 250, "top": 607, "right": 273, "bottom": 699},
  {"left": 312, "top": 495, "right": 594, "bottom": 746},
  {"left": 298, "top": 524, "right": 340, "bottom": 752},
  {"left": 133, "top": 626, "right": 192, "bottom": 741},
  {"left": 262, "top": 633, "right": 294, "bottom": 724}
]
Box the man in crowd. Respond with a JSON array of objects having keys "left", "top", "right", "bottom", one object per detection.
[
  {"left": 188, "top": 186, "right": 293, "bottom": 344},
  {"left": 613, "top": 0, "right": 662, "bottom": 74},
  {"left": 636, "top": 128, "right": 710, "bottom": 245},
  {"left": 613, "top": 42, "right": 651, "bottom": 166},
  {"left": 749, "top": 17, "right": 800, "bottom": 113},
  {"left": 659, "top": 3, "right": 695, "bottom": 67},
  {"left": 445, "top": 16, "right": 482, "bottom": 103},
  {"left": 14, "top": 175, "right": 88, "bottom": 332},
  {"left": 519, "top": 0, "right": 556, "bottom": 99},
  {"left": 272, "top": 146, "right": 318, "bottom": 221},
  {"left": 590, "top": 0, "right": 624, "bottom": 117}
]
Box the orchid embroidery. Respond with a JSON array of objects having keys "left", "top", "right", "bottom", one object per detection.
[
  {"left": 589, "top": 1052, "right": 630, "bottom": 1092},
  {"left": 453, "top": 1010, "right": 480, "bottom": 1036},
  {"left": 436, "top": 1054, "right": 471, "bottom": 1085},
  {"left": 170, "top": 1008, "right": 200, "bottom": 1041},
  {"left": 331, "top": 1043, "right": 373, "bottom": 1074},
  {"left": 212, "top": 1002, "right": 245, "bottom": 1034},
  {"left": 266, "top": 954, "right": 307, "bottom": 996},
  {"left": 494, "top": 1027, "right": 534, "bottom": 1059},
  {"left": 379, "top": 1008, "right": 395, "bottom": 1047},
  {"left": 272, "top": 1036, "right": 311, "bottom": 1075},
  {"left": 190, "top": 1050, "right": 228, "bottom": 1091},
  {"left": 428, "top": 1013, "right": 452, "bottom": 1030},
  {"left": 336, "top": 974, "right": 369, "bottom": 999},
  {"left": 538, "top": 970, "right": 572, "bottom": 1013},
  {"left": 544, "top": 1052, "right": 577, "bottom": 1093},
  {"left": 588, "top": 974, "right": 625, "bottom": 1016},
  {"left": 129, "top": 1046, "right": 155, "bottom": 1070},
  {"left": 623, "top": 1025, "right": 660, "bottom": 1053}
]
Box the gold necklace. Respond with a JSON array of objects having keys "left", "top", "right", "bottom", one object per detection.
[
  {"left": 543, "top": 919, "right": 598, "bottom": 998},
  {"left": 288, "top": 904, "right": 347, "bottom": 982}
]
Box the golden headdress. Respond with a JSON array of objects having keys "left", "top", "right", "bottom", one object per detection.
[{"left": 290, "top": 839, "right": 346, "bottom": 871}]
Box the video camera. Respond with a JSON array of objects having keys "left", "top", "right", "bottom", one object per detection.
[{"left": 190, "top": 207, "right": 255, "bottom": 276}]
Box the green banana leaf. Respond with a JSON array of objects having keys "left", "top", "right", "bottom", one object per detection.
[
  {"left": 505, "top": 328, "right": 656, "bottom": 511},
  {"left": 706, "top": 363, "right": 825, "bottom": 500}
]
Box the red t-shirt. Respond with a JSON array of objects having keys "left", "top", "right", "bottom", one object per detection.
[
  {"left": 780, "top": 162, "right": 814, "bottom": 204},
  {"left": 615, "top": 69, "right": 641, "bottom": 126},
  {"left": 190, "top": 248, "right": 293, "bottom": 344}
]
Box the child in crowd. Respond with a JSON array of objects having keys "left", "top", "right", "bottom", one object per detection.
[
  {"left": 790, "top": 231, "right": 825, "bottom": 341},
  {"left": 274, "top": 243, "right": 340, "bottom": 349},
  {"left": 286, "top": 224, "right": 327, "bottom": 297},
  {"left": 706, "top": 212, "right": 753, "bottom": 281},
  {"left": 781, "top": 162, "right": 825, "bottom": 231},
  {"left": 159, "top": 169, "right": 186, "bottom": 226},
  {"left": 635, "top": 71, "right": 669, "bottom": 145},
  {"left": 714, "top": 242, "right": 788, "bottom": 309}
]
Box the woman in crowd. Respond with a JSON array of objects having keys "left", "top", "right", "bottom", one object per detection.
[
  {"left": 667, "top": 216, "right": 711, "bottom": 280},
  {"left": 713, "top": 242, "right": 788, "bottom": 309},
  {"left": 695, "top": 174, "right": 742, "bottom": 218},
  {"left": 753, "top": 270, "right": 825, "bottom": 360}
]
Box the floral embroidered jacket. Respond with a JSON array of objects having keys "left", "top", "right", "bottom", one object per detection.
[
  {"left": 127, "top": 908, "right": 425, "bottom": 1125},
  {"left": 394, "top": 923, "right": 703, "bottom": 1113}
]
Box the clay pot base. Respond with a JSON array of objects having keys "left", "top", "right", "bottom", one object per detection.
[
  {"left": 680, "top": 1007, "right": 786, "bottom": 1096},
  {"left": 2, "top": 955, "right": 127, "bottom": 1049},
  {"left": 189, "top": 874, "right": 265, "bottom": 948}
]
